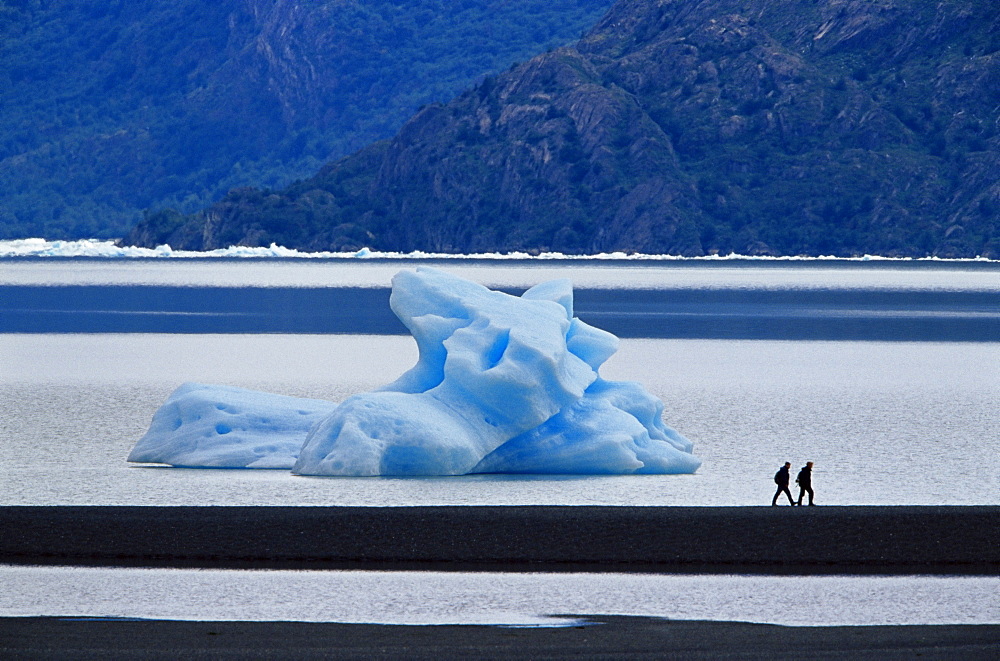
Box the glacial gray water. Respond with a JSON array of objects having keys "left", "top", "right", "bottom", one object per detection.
[
  {"left": 1, "top": 334, "right": 998, "bottom": 504},
  {"left": 2, "top": 260, "right": 998, "bottom": 506},
  {"left": 3, "top": 258, "right": 998, "bottom": 628},
  {"left": 2, "top": 566, "right": 998, "bottom": 626}
]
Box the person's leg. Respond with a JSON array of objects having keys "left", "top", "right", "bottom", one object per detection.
[
  {"left": 807, "top": 486, "right": 814, "bottom": 505},
  {"left": 797, "top": 487, "right": 804, "bottom": 506},
  {"left": 784, "top": 487, "right": 795, "bottom": 505},
  {"left": 772, "top": 486, "right": 781, "bottom": 506}
]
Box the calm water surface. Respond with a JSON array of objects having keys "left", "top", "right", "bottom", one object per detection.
[
  {"left": 5, "top": 259, "right": 999, "bottom": 339},
  {"left": 3, "top": 259, "right": 998, "bottom": 627},
  {"left": 3, "top": 257, "right": 999, "bottom": 291},
  {"left": 2, "top": 333, "right": 997, "bottom": 505},
  {"left": 1, "top": 260, "right": 998, "bottom": 505},
  {"left": 2, "top": 566, "right": 998, "bottom": 626}
]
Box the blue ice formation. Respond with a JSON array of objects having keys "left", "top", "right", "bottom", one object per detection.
[
  {"left": 128, "top": 267, "right": 700, "bottom": 476},
  {"left": 127, "top": 383, "right": 336, "bottom": 468}
]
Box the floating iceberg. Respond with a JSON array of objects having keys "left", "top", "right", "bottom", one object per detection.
[
  {"left": 129, "top": 267, "right": 700, "bottom": 475},
  {"left": 127, "top": 383, "right": 337, "bottom": 469}
]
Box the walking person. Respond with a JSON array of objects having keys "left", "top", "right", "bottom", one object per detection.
[
  {"left": 772, "top": 462, "right": 795, "bottom": 506},
  {"left": 796, "top": 461, "right": 815, "bottom": 506}
]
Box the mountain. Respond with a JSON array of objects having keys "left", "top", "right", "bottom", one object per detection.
[
  {"left": 0, "top": 0, "right": 615, "bottom": 240},
  {"left": 126, "top": 0, "right": 1000, "bottom": 258}
]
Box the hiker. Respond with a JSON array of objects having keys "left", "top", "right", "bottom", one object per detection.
[
  {"left": 772, "top": 462, "right": 795, "bottom": 506},
  {"left": 796, "top": 461, "right": 815, "bottom": 506}
]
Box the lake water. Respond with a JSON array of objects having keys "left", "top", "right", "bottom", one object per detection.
[
  {"left": 2, "top": 566, "right": 999, "bottom": 626},
  {"left": 1, "top": 258, "right": 998, "bottom": 506},
  {"left": 3, "top": 257, "right": 999, "bottom": 627}
]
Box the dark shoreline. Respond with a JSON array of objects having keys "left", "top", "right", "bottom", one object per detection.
[
  {"left": 3, "top": 616, "right": 1000, "bottom": 660},
  {"left": 2, "top": 505, "right": 997, "bottom": 574},
  {"left": 4, "top": 506, "right": 999, "bottom": 659}
]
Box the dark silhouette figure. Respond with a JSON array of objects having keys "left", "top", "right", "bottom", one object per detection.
[
  {"left": 796, "top": 461, "right": 815, "bottom": 506},
  {"left": 772, "top": 462, "right": 795, "bottom": 506}
]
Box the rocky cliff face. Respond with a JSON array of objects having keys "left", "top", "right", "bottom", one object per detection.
[{"left": 124, "top": 0, "right": 1000, "bottom": 257}]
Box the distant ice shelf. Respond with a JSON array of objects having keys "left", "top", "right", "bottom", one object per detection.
[{"left": 4, "top": 238, "right": 995, "bottom": 261}]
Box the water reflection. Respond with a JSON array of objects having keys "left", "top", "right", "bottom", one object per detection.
[{"left": 2, "top": 566, "right": 997, "bottom": 626}]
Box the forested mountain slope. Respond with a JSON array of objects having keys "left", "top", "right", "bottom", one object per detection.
[
  {"left": 0, "top": 0, "right": 614, "bottom": 239},
  {"left": 125, "top": 0, "right": 1000, "bottom": 258}
]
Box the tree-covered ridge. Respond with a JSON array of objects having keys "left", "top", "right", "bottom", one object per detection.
[
  {"left": 126, "top": 0, "right": 1000, "bottom": 258},
  {"left": 0, "top": 0, "right": 615, "bottom": 239},
  {"left": 585, "top": 0, "right": 1000, "bottom": 257}
]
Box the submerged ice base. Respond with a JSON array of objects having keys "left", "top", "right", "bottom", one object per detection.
[{"left": 129, "top": 267, "right": 700, "bottom": 476}]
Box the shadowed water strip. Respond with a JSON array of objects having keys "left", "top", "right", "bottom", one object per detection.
[{"left": 2, "top": 286, "right": 998, "bottom": 340}]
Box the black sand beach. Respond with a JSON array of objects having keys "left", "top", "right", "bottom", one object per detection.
[
  {"left": 3, "top": 616, "right": 1000, "bottom": 660},
  {"left": 2, "top": 506, "right": 998, "bottom": 574},
  {"left": 3, "top": 506, "right": 998, "bottom": 659}
]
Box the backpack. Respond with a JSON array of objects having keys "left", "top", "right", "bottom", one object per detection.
[{"left": 774, "top": 470, "right": 782, "bottom": 485}]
